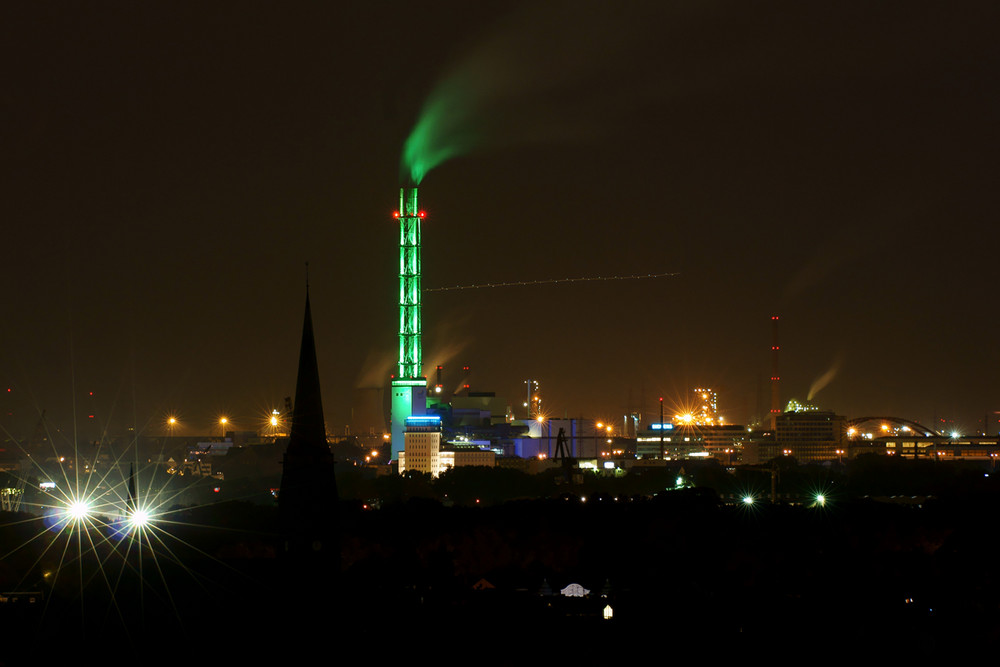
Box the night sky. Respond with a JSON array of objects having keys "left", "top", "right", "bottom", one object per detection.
[{"left": 3, "top": 1, "right": 998, "bottom": 440}]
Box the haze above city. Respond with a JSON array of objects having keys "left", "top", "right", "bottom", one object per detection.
[{"left": 3, "top": 1, "right": 998, "bottom": 438}]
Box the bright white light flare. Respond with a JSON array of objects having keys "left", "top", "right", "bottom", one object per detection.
[
  {"left": 127, "top": 509, "right": 151, "bottom": 529},
  {"left": 66, "top": 500, "right": 91, "bottom": 521}
]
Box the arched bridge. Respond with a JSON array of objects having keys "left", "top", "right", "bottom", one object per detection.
[{"left": 845, "top": 416, "right": 940, "bottom": 437}]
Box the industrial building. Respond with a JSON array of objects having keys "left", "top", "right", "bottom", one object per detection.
[
  {"left": 775, "top": 409, "right": 846, "bottom": 462},
  {"left": 636, "top": 422, "right": 748, "bottom": 463},
  {"left": 854, "top": 435, "right": 1000, "bottom": 461},
  {"left": 398, "top": 414, "right": 496, "bottom": 477},
  {"left": 743, "top": 405, "right": 847, "bottom": 463}
]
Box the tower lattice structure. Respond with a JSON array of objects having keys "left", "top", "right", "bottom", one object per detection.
[{"left": 390, "top": 186, "right": 427, "bottom": 459}]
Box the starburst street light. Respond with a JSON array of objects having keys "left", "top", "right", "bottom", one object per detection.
[
  {"left": 127, "top": 508, "right": 151, "bottom": 529},
  {"left": 265, "top": 409, "right": 285, "bottom": 437},
  {"left": 66, "top": 499, "right": 92, "bottom": 522},
  {"left": 44, "top": 493, "right": 103, "bottom": 533},
  {"left": 10, "top": 428, "right": 258, "bottom": 636}
]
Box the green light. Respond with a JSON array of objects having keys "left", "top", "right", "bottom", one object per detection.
[
  {"left": 393, "top": 379, "right": 426, "bottom": 387},
  {"left": 397, "top": 187, "right": 422, "bottom": 380},
  {"left": 400, "top": 50, "right": 493, "bottom": 188},
  {"left": 401, "top": 97, "right": 470, "bottom": 186},
  {"left": 390, "top": 187, "right": 427, "bottom": 460}
]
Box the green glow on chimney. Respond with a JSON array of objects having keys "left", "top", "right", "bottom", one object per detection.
[
  {"left": 390, "top": 186, "right": 427, "bottom": 461},
  {"left": 397, "top": 186, "right": 422, "bottom": 379}
]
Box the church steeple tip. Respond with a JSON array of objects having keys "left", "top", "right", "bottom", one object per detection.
[
  {"left": 279, "top": 279, "right": 339, "bottom": 570},
  {"left": 286, "top": 283, "right": 326, "bottom": 455}
]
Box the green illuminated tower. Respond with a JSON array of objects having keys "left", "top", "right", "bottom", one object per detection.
[{"left": 390, "top": 186, "right": 427, "bottom": 459}]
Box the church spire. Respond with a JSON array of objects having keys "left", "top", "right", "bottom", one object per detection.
[
  {"left": 285, "top": 285, "right": 326, "bottom": 457},
  {"left": 279, "top": 283, "right": 339, "bottom": 568},
  {"left": 127, "top": 463, "right": 137, "bottom": 513}
]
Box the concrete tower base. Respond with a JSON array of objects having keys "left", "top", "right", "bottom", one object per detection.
[{"left": 391, "top": 378, "right": 426, "bottom": 460}]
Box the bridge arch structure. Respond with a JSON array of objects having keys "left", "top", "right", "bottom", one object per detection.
[{"left": 844, "top": 416, "right": 940, "bottom": 438}]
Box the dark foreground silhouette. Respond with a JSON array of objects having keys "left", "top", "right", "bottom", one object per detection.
[{"left": 3, "top": 480, "right": 999, "bottom": 662}]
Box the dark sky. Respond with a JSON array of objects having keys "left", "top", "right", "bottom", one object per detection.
[{"left": 3, "top": 1, "right": 998, "bottom": 440}]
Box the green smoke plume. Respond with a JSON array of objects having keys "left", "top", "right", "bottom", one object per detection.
[
  {"left": 399, "top": 1, "right": 670, "bottom": 186},
  {"left": 401, "top": 87, "right": 479, "bottom": 186}
]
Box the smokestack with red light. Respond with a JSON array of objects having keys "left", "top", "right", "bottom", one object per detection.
[
  {"left": 770, "top": 315, "right": 781, "bottom": 430},
  {"left": 389, "top": 186, "right": 428, "bottom": 460}
]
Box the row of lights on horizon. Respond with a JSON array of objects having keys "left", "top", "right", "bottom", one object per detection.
[
  {"left": 162, "top": 410, "right": 285, "bottom": 436},
  {"left": 160, "top": 411, "right": 970, "bottom": 441}
]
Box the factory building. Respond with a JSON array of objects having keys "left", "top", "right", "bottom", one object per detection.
[
  {"left": 636, "top": 422, "right": 748, "bottom": 463},
  {"left": 450, "top": 392, "right": 511, "bottom": 427},
  {"left": 399, "top": 414, "right": 496, "bottom": 477},
  {"left": 854, "top": 435, "right": 1000, "bottom": 461},
  {"left": 772, "top": 408, "right": 846, "bottom": 462}
]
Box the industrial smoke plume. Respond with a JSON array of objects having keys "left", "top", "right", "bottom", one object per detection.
[
  {"left": 399, "top": 1, "right": 676, "bottom": 185},
  {"left": 807, "top": 354, "right": 844, "bottom": 402},
  {"left": 400, "top": 0, "right": 967, "bottom": 186}
]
